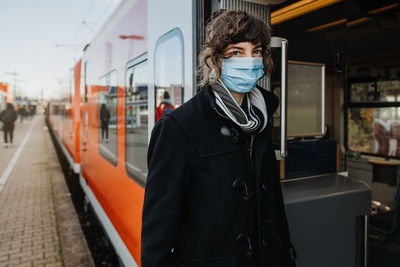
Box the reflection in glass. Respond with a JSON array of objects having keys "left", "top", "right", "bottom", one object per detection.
[
  {"left": 351, "top": 80, "right": 400, "bottom": 103},
  {"left": 125, "top": 60, "right": 148, "bottom": 182},
  {"left": 99, "top": 71, "right": 118, "bottom": 165},
  {"left": 378, "top": 80, "right": 400, "bottom": 102},
  {"left": 348, "top": 107, "right": 400, "bottom": 157},
  {"left": 154, "top": 28, "right": 183, "bottom": 122},
  {"left": 351, "top": 82, "right": 376, "bottom": 102}
]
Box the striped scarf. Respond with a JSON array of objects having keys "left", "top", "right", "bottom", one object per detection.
[{"left": 212, "top": 80, "right": 268, "bottom": 134}]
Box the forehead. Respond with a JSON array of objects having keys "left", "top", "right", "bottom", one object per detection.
[{"left": 225, "top": 41, "right": 261, "bottom": 50}]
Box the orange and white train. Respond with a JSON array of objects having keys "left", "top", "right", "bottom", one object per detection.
[
  {"left": 47, "top": 0, "right": 400, "bottom": 266},
  {"left": 48, "top": 0, "right": 211, "bottom": 265}
]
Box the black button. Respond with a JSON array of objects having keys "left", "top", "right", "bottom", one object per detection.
[
  {"left": 220, "top": 125, "right": 231, "bottom": 136},
  {"left": 262, "top": 237, "right": 269, "bottom": 247},
  {"left": 232, "top": 178, "right": 243, "bottom": 191},
  {"left": 235, "top": 234, "right": 254, "bottom": 260},
  {"left": 235, "top": 233, "right": 246, "bottom": 244},
  {"left": 262, "top": 183, "right": 267, "bottom": 191},
  {"left": 246, "top": 250, "right": 254, "bottom": 260}
]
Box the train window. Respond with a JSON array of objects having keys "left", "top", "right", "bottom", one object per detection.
[
  {"left": 81, "top": 61, "right": 88, "bottom": 104},
  {"left": 125, "top": 55, "right": 149, "bottom": 184},
  {"left": 347, "top": 79, "right": 400, "bottom": 157},
  {"left": 154, "top": 28, "right": 184, "bottom": 122},
  {"left": 98, "top": 70, "right": 118, "bottom": 166}
]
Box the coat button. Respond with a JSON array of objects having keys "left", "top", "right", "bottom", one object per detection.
[
  {"left": 220, "top": 125, "right": 231, "bottom": 136},
  {"left": 262, "top": 237, "right": 268, "bottom": 247},
  {"left": 246, "top": 250, "right": 254, "bottom": 260},
  {"left": 232, "top": 179, "right": 251, "bottom": 201},
  {"left": 262, "top": 183, "right": 267, "bottom": 191},
  {"left": 235, "top": 233, "right": 246, "bottom": 243},
  {"left": 232, "top": 178, "right": 243, "bottom": 191},
  {"left": 235, "top": 233, "right": 254, "bottom": 260}
]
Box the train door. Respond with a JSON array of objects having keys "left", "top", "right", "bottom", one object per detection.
[
  {"left": 147, "top": 0, "right": 196, "bottom": 134},
  {"left": 80, "top": 60, "right": 89, "bottom": 161}
]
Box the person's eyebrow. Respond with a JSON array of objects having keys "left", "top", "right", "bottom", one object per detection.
[
  {"left": 227, "top": 46, "right": 245, "bottom": 50},
  {"left": 253, "top": 45, "right": 262, "bottom": 49}
]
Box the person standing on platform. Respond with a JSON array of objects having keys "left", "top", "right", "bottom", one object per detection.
[
  {"left": 18, "top": 106, "right": 27, "bottom": 123},
  {"left": 0, "top": 103, "right": 18, "bottom": 148},
  {"left": 142, "top": 10, "right": 296, "bottom": 267}
]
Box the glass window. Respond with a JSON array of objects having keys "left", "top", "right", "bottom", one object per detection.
[
  {"left": 351, "top": 82, "right": 376, "bottom": 102},
  {"left": 99, "top": 70, "right": 118, "bottom": 165},
  {"left": 125, "top": 57, "right": 149, "bottom": 184},
  {"left": 347, "top": 78, "right": 400, "bottom": 157},
  {"left": 351, "top": 80, "right": 400, "bottom": 103},
  {"left": 348, "top": 107, "right": 400, "bottom": 157},
  {"left": 154, "top": 28, "right": 184, "bottom": 122},
  {"left": 287, "top": 61, "right": 324, "bottom": 136},
  {"left": 348, "top": 108, "right": 374, "bottom": 154},
  {"left": 80, "top": 62, "right": 87, "bottom": 103}
]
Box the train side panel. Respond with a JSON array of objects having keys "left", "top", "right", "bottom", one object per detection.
[
  {"left": 73, "top": 60, "right": 82, "bottom": 172},
  {"left": 80, "top": 0, "right": 147, "bottom": 265},
  {"left": 49, "top": 60, "right": 82, "bottom": 174}
]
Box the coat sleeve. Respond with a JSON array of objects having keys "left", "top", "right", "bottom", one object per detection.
[{"left": 141, "top": 117, "right": 189, "bottom": 267}]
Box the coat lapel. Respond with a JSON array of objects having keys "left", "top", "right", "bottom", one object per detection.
[{"left": 169, "top": 87, "right": 240, "bottom": 158}]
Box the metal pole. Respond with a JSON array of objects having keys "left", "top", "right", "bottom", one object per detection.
[{"left": 364, "top": 214, "right": 368, "bottom": 267}]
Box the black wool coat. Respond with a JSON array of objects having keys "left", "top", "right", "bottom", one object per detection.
[
  {"left": 141, "top": 86, "right": 296, "bottom": 267},
  {"left": 0, "top": 109, "right": 17, "bottom": 131}
]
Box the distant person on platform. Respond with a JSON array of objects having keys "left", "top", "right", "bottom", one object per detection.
[
  {"left": 100, "top": 104, "right": 110, "bottom": 143},
  {"left": 0, "top": 103, "right": 18, "bottom": 148},
  {"left": 155, "top": 91, "right": 175, "bottom": 122},
  {"left": 18, "top": 106, "right": 27, "bottom": 123},
  {"left": 29, "top": 106, "right": 35, "bottom": 118}
]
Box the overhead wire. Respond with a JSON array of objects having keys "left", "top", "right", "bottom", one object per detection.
[
  {"left": 71, "top": 0, "right": 97, "bottom": 59},
  {"left": 77, "top": 0, "right": 121, "bottom": 54}
]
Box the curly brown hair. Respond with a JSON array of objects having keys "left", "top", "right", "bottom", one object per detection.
[{"left": 198, "top": 10, "right": 273, "bottom": 87}]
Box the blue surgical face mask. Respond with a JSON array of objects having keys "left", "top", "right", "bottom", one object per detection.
[{"left": 221, "top": 57, "right": 264, "bottom": 93}]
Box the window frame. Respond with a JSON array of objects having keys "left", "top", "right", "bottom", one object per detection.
[
  {"left": 98, "top": 69, "right": 118, "bottom": 166},
  {"left": 153, "top": 27, "right": 185, "bottom": 119},
  {"left": 124, "top": 53, "right": 148, "bottom": 186},
  {"left": 345, "top": 77, "right": 400, "bottom": 158}
]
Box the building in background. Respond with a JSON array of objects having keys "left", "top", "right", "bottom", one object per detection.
[{"left": 0, "top": 82, "right": 11, "bottom": 110}]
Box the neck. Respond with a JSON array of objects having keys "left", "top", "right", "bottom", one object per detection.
[{"left": 230, "top": 91, "right": 245, "bottom": 106}]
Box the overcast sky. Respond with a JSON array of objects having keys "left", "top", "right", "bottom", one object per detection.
[{"left": 0, "top": 0, "right": 122, "bottom": 99}]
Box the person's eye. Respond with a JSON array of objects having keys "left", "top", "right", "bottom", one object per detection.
[
  {"left": 232, "top": 50, "right": 241, "bottom": 56},
  {"left": 253, "top": 49, "right": 262, "bottom": 55}
]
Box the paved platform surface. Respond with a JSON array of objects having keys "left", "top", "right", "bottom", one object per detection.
[{"left": 0, "top": 117, "right": 94, "bottom": 267}]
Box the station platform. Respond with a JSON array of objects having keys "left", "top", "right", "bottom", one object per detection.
[{"left": 0, "top": 117, "right": 94, "bottom": 267}]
